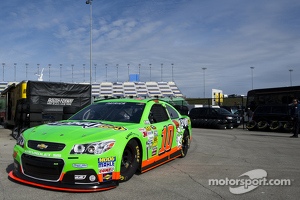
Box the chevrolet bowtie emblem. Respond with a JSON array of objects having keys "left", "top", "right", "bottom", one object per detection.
[{"left": 37, "top": 143, "right": 48, "bottom": 149}]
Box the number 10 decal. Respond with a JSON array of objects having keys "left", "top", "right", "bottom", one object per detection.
[{"left": 159, "top": 125, "right": 174, "bottom": 155}]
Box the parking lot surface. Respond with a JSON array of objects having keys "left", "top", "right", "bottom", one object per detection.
[{"left": 1, "top": 126, "right": 299, "bottom": 200}]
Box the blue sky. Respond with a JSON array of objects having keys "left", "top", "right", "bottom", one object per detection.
[{"left": 0, "top": 0, "right": 299, "bottom": 98}]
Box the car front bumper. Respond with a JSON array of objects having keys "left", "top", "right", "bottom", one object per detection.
[{"left": 9, "top": 157, "right": 119, "bottom": 192}]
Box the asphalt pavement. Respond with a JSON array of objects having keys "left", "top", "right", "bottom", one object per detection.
[{"left": 0, "top": 126, "right": 299, "bottom": 200}]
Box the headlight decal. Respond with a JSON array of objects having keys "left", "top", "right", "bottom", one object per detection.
[
  {"left": 16, "top": 134, "right": 25, "bottom": 148},
  {"left": 70, "top": 140, "right": 115, "bottom": 155},
  {"left": 73, "top": 144, "right": 86, "bottom": 154}
]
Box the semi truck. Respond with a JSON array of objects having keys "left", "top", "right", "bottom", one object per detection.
[{"left": 1, "top": 80, "right": 91, "bottom": 138}]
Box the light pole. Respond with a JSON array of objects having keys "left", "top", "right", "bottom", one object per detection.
[
  {"left": 71, "top": 64, "right": 74, "bottom": 82},
  {"left": 2, "top": 63, "right": 5, "bottom": 81},
  {"left": 14, "top": 63, "right": 17, "bottom": 81},
  {"left": 127, "top": 64, "right": 130, "bottom": 81},
  {"left": 37, "top": 64, "right": 40, "bottom": 77},
  {"left": 48, "top": 64, "right": 51, "bottom": 81},
  {"left": 250, "top": 67, "right": 254, "bottom": 90},
  {"left": 289, "top": 69, "right": 293, "bottom": 86},
  {"left": 116, "top": 64, "right": 119, "bottom": 82},
  {"left": 83, "top": 64, "right": 86, "bottom": 82},
  {"left": 171, "top": 63, "right": 174, "bottom": 81},
  {"left": 149, "top": 64, "right": 152, "bottom": 81},
  {"left": 105, "top": 64, "right": 108, "bottom": 82},
  {"left": 138, "top": 64, "right": 141, "bottom": 77},
  {"left": 60, "top": 64, "right": 62, "bottom": 82},
  {"left": 86, "top": 0, "right": 93, "bottom": 102},
  {"left": 202, "top": 67, "right": 207, "bottom": 98},
  {"left": 25, "top": 63, "right": 28, "bottom": 80},
  {"left": 94, "top": 64, "right": 97, "bottom": 82},
  {"left": 161, "top": 63, "right": 163, "bottom": 81}
]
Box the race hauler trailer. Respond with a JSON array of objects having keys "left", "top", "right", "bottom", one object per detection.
[{"left": 1, "top": 80, "right": 91, "bottom": 138}]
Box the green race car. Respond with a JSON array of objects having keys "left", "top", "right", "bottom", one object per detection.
[{"left": 9, "top": 98, "right": 192, "bottom": 192}]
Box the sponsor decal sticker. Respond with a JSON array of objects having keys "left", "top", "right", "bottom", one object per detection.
[
  {"left": 98, "top": 157, "right": 116, "bottom": 174},
  {"left": 47, "top": 98, "right": 74, "bottom": 105},
  {"left": 72, "top": 163, "right": 88, "bottom": 168},
  {"left": 36, "top": 143, "right": 48, "bottom": 150},
  {"left": 103, "top": 173, "right": 113, "bottom": 182},
  {"left": 24, "top": 150, "right": 61, "bottom": 158}
]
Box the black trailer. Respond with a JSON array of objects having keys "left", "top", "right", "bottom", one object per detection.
[{"left": 1, "top": 80, "right": 91, "bottom": 138}]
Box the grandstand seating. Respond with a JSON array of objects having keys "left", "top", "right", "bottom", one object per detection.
[{"left": 95, "top": 81, "right": 184, "bottom": 99}]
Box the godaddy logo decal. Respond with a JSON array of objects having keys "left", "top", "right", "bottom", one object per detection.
[{"left": 208, "top": 169, "right": 292, "bottom": 194}]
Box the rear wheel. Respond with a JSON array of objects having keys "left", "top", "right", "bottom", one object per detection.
[{"left": 120, "top": 139, "right": 140, "bottom": 182}]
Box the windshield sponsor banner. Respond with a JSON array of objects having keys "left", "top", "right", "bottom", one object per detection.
[{"left": 48, "top": 121, "right": 127, "bottom": 130}]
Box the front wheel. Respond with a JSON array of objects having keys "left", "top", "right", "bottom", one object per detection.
[
  {"left": 180, "top": 130, "right": 190, "bottom": 158},
  {"left": 120, "top": 139, "right": 140, "bottom": 182}
]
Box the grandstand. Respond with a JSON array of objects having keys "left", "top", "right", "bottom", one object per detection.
[{"left": 95, "top": 81, "right": 184, "bottom": 99}]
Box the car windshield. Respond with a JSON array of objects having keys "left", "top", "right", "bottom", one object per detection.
[
  {"left": 216, "top": 108, "right": 233, "bottom": 115},
  {"left": 69, "top": 102, "right": 145, "bottom": 123}
]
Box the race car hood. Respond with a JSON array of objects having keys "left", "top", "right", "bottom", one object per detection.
[{"left": 23, "top": 120, "right": 137, "bottom": 143}]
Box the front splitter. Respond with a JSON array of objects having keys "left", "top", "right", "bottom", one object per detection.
[{"left": 8, "top": 171, "right": 118, "bottom": 192}]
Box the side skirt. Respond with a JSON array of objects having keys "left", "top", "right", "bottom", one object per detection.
[{"left": 141, "top": 149, "right": 182, "bottom": 173}]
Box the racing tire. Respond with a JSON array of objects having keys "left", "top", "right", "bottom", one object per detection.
[
  {"left": 269, "top": 121, "right": 282, "bottom": 131},
  {"left": 180, "top": 130, "right": 190, "bottom": 158},
  {"left": 120, "top": 139, "right": 140, "bottom": 182},
  {"left": 246, "top": 121, "right": 257, "bottom": 131},
  {"left": 257, "top": 121, "right": 268, "bottom": 130}
]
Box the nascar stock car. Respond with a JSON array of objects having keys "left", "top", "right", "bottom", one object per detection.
[{"left": 9, "top": 98, "right": 192, "bottom": 192}]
